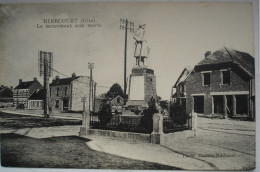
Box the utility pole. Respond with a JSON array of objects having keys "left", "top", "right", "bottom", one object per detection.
[
  {"left": 88, "top": 62, "right": 94, "bottom": 112},
  {"left": 93, "top": 83, "right": 96, "bottom": 112},
  {"left": 120, "top": 18, "right": 134, "bottom": 105},
  {"left": 39, "top": 51, "right": 53, "bottom": 118}
]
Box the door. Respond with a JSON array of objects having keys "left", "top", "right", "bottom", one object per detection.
[{"left": 63, "top": 99, "right": 69, "bottom": 111}]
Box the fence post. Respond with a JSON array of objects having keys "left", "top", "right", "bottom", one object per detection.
[
  {"left": 79, "top": 110, "right": 90, "bottom": 137},
  {"left": 192, "top": 113, "right": 198, "bottom": 136},
  {"left": 151, "top": 113, "right": 164, "bottom": 144}
]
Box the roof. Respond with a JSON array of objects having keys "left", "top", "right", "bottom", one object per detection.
[
  {"left": 14, "top": 81, "right": 34, "bottom": 89},
  {"left": 173, "top": 66, "right": 193, "bottom": 88},
  {"left": 50, "top": 76, "right": 80, "bottom": 86},
  {"left": 110, "top": 95, "right": 124, "bottom": 102},
  {"left": 28, "top": 89, "right": 44, "bottom": 100},
  {"left": 196, "top": 47, "right": 254, "bottom": 77},
  {"left": 0, "top": 86, "right": 13, "bottom": 98}
]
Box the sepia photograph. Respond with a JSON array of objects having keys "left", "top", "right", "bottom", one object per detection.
[{"left": 0, "top": 1, "right": 258, "bottom": 171}]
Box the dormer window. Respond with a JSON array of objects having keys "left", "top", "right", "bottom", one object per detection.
[
  {"left": 221, "top": 69, "right": 230, "bottom": 85},
  {"left": 201, "top": 71, "right": 211, "bottom": 86}
]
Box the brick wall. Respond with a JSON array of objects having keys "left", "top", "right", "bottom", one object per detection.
[{"left": 186, "top": 68, "right": 250, "bottom": 115}]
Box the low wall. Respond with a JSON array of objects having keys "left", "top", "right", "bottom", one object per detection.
[{"left": 87, "top": 129, "right": 151, "bottom": 143}]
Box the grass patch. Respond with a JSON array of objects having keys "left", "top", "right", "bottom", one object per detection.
[
  {"left": 0, "top": 112, "right": 81, "bottom": 129},
  {"left": 1, "top": 133, "right": 179, "bottom": 169}
]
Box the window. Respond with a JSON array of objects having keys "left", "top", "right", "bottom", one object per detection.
[
  {"left": 65, "top": 87, "right": 68, "bottom": 96},
  {"left": 221, "top": 70, "right": 230, "bottom": 85},
  {"left": 180, "top": 84, "right": 186, "bottom": 92},
  {"left": 202, "top": 72, "right": 210, "bottom": 86},
  {"left": 55, "top": 100, "right": 59, "bottom": 108},
  {"left": 56, "top": 87, "right": 60, "bottom": 96},
  {"left": 117, "top": 97, "right": 120, "bottom": 104}
]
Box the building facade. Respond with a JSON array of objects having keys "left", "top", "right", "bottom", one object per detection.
[
  {"left": 28, "top": 89, "right": 44, "bottom": 109},
  {"left": 49, "top": 73, "right": 94, "bottom": 112},
  {"left": 13, "top": 78, "right": 43, "bottom": 108},
  {"left": 184, "top": 48, "right": 255, "bottom": 120},
  {"left": 171, "top": 66, "right": 192, "bottom": 109}
]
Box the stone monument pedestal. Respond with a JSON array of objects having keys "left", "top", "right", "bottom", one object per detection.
[{"left": 127, "top": 67, "right": 156, "bottom": 108}]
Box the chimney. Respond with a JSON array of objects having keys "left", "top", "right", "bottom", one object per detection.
[
  {"left": 72, "top": 73, "right": 76, "bottom": 78},
  {"left": 205, "top": 51, "right": 211, "bottom": 58},
  {"left": 33, "top": 77, "right": 37, "bottom": 82},
  {"left": 19, "top": 79, "right": 22, "bottom": 84},
  {"left": 10, "top": 86, "right": 13, "bottom": 91}
]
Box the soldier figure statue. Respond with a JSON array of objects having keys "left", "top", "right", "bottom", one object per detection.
[{"left": 133, "top": 24, "right": 150, "bottom": 67}]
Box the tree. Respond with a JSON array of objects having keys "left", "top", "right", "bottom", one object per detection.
[
  {"left": 106, "top": 83, "right": 124, "bottom": 98},
  {"left": 98, "top": 102, "right": 112, "bottom": 126}
]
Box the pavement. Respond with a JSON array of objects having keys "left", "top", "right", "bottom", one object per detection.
[{"left": 85, "top": 135, "right": 216, "bottom": 170}]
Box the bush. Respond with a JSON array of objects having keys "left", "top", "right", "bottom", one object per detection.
[
  {"left": 98, "top": 103, "right": 112, "bottom": 126},
  {"left": 140, "top": 97, "right": 158, "bottom": 133}
]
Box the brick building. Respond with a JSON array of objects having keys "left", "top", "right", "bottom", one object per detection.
[
  {"left": 183, "top": 48, "right": 255, "bottom": 120},
  {"left": 13, "top": 78, "right": 43, "bottom": 108},
  {"left": 49, "top": 73, "right": 94, "bottom": 112}
]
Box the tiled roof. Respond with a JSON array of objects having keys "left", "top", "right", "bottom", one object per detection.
[
  {"left": 196, "top": 47, "right": 254, "bottom": 77},
  {"left": 14, "top": 81, "right": 34, "bottom": 89},
  {"left": 28, "top": 89, "right": 44, "bottom": 100},
  {"left": 50, "top": 76, "right": 80, "bottom": 86}
]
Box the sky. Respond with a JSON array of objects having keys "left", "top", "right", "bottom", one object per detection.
[{"left": 0, "top": 2, "right": 255, "bottom": 100}]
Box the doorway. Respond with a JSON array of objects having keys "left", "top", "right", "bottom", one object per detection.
[{"left": 193, "top": 96, "right": 204, "bottom": 114}]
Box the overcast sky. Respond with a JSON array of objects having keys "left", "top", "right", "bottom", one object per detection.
[{"left": 0, "top": 2, "right": 255, "bottom": 99}]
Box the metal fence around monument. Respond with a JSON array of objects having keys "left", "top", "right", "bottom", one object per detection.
[
  {"left": 90, "top": 113, "right": 153, "bottom": 134},
  {"left": 163, "top": 112, "right": 192, "bottom": 134}
]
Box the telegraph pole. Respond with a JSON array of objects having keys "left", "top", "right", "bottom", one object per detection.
[
  {"left": 120, "top": 18, "right": 134, "bottom": 105},
  {"left": 88, "top": 62, "right": 94, "bottom": 112},
  {"left": 93, "top": 83, "right": 96, "bottom": 112},
  {"left": 39, "top": 51, "right": 53, "bottom": 118}
]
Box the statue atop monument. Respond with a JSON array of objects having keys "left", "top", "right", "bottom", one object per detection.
[{"left": 133, "top": 24, "right": 150, "bottom": 67}]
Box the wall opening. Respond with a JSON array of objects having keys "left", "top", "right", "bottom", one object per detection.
[
  {"left": 193, "top": 96, "right": 204, "bottom": 114},
  {"left": 213, "top": 95, "right": 223, "bottom": 114},
  {"left": 236, "top": 95, "right": 248, "bottom": 115}
]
